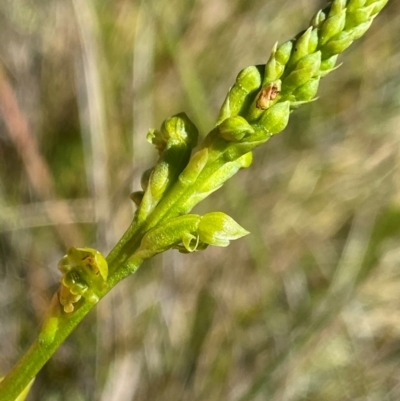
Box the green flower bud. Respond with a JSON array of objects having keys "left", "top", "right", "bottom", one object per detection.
[
  {"left": 218, "top": 66, "right": 262, "bottom": 123},
  {"left": 260, "top": 101, "right": 291, "bottom": 134},
  {"left": 289, "top": 28, "right": 313, "bottom": 68},
  {"left": 236, "top": 65, "right": 263, "bottom": 92},
  {"left": 198, "top": 212, "right": 249, "bottom": 247},
  {"left": 169, "top": 114, "right": 198, "bottom": 146},
  {"left": 292, "top": 77, "right": 320, "bottom": 102},
  {"left": 319, "top": 9, "right": 347, "bottom": 45},
  {"left": 329, "top": 0, "right": 347, "bottom": 16},
  {"left": 295, "top": 50, "right": 322, "bottom": 71},
  {"left": 151, "top": 113, "right": 198, "bottom": 151},
  {"left": 218, "top": 116, "right": 255, "bottom": 142},
  {"left": 311, "top": 10, "right": 326, "bottom": 28},
  {"left": 348, "top": 0, "right": 367, "bottom": 12},
  {"left": 284, "top": 52, "right": 321, "bottom": 90},
  {"left": 264, "top": 43, "right": 286, "bottom": 83},
  {"left": 345, "top": 5, "right": 375, "bottom": 28},
  {"left": 321, "top": 31, "right": 354, "bottom": 58},
  {"left": 275, "top": 41, "right": 293, "bottom": 65}
]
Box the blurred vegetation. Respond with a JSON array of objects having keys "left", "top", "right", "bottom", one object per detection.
[{"left": 0, "top": 0, "right": 400, "bottom": 400}]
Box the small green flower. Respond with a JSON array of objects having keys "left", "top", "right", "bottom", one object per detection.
[{"left": 57, "top": 247, "right": 108, "bottom": 313}]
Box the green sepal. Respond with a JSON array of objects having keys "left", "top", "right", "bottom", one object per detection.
[
  {"left": 319, "top": 9, "right": 347, "bottom": 45},
  {"left": 58, "top": 247, "right": 108, "bottom": 282},
  {"left": 198, "top": 212, "right": 249, "bottom": 247}
]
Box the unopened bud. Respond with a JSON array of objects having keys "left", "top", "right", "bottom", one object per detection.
[
  {"left": 198, "top": 212, "right": 249, "bottom": 247},
  {"left": 319, "top": 9, "right": 347, "bottom": 45},
  {"left": 218, "top": 116, "right": 255, "bottom": 142},
  {"left": 293, "top": 77, "right": 320, "bottom": 102},
  {"left": 321, "top": 31, "right": 354, "bottom": 58},
  {"left": 260, "top": 101, "right": 291, "bottom": 135}
]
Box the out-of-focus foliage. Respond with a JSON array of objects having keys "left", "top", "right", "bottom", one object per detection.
[{"left": 0, "top": 0, "right": 399, "bottom": 400}]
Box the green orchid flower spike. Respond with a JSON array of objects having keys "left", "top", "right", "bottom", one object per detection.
[{"left": 0, "top": 1, "right": 390, "bottom": 400}]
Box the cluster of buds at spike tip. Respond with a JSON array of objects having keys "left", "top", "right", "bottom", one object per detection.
[
  {"left": 136, "top": 212, "right": 249, "bottom": 259},
  {"left": 131, "top": 113, "right": 198, "bottom": 223},
  {"left": 216, "top": 0, "right": 388, "bottom": 145},
  {"left": 127, "top": 0, "right": 388, "bottom": 262}
]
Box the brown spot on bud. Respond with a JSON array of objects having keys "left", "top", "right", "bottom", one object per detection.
[{"left": 256, "top": 83, "right": 280, "bottom": 110}]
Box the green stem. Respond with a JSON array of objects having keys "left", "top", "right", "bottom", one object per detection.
[
  {"left": 0, "top": 256, "right": 143, "bottom": 401},
  {"left": 0, "top": 144, "right": 223, "bottom": 401}
]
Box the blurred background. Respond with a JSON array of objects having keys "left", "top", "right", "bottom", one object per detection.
[{"left": 1, "top": 0, "right": 400, "bottom": 400}]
